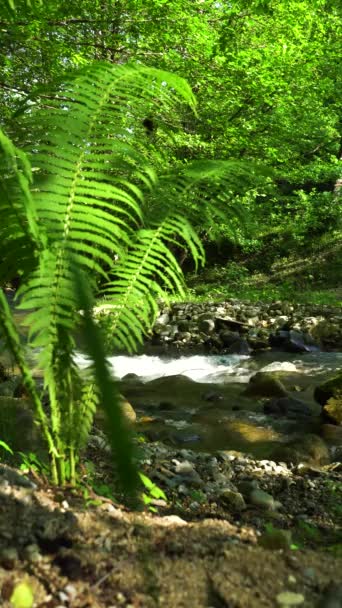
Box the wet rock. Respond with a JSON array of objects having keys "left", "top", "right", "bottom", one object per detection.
[
  {"left": 219, "top": 330, "right": 240, "bottom": 346},
  {"left": 314, "top": 372, "right": 342, "bottom": 406},
  {"left": 323, "top": 394, "right": 342, "bottom": 425},
  {"left": 264, "top": 396, "right": 313, "bottom": 419},
  {"left": 226, "top": 338, "right": 252, "bottom": 355},
  {"left": 269, "top": 330, "right": 314, "bottom": 353},
  {"left": 121, "top": 373, "right": 140, "bottom": 382},
  {"left": 314, "top": 373, "right": 342, "bottom": 425},
  {"left": 243, "top": 372, "right": 288, "bottom": 398},
  {"left": 311, "top": 319, "right": 342, "bottom": 349}
]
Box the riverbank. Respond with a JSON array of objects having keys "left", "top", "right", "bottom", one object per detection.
[
  {"left": 0, "top": 433, "right": 341, "bottom": 607},
  {"left": 95, "top": 298, "right": 342, "bottom": 356}
]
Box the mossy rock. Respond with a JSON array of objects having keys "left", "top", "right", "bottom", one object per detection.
[
  {"left": 314, "top": 372, "right": 342, "bottom": 407},
  {"left": 271, "top": 434, "right": 330, "bottom": 466},
  {"left": 243, "top": 372, "right": 288, "bottom": 399},
  {"left": 323, "top": 393, "right": 342, "bottom": 425},
  {"left": 0, "top": 397, "right": 39, "bottom": 452},
  {"left": 119, "top": 395, "right": 137, "bottom": 424},
  {"left": 95, "top": 394, "right": 136, "bottom": 427}
]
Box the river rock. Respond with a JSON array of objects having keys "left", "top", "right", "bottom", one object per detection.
[
  {"left": 226, "top": 338, "right": 252, "bottom": 355},
  {"left": 310, "top": 319, "right": 342, "bottom": 349},
  {"left": 216, "top": 316, "right": 248, "bottom": 333},
  {"left": 271, "top": 434, "right": 330, "bottom": 466},
  {"left": 0, "top": 397, "right": 38, "bottom": 451},
  {"left": 120, "top": 396, "right": 137, "bottom": 424},
  {"left": 243, "top": 372, "right": 288, "bottom": 398},
  {"left": 220, "top": 329, "right": 240, "bottom": 346},
  {"left": 198, "top": 318, "right": 215, "bottom": 333},
  {"left": 314, "top": 372, "right": 342, "bottom": 425},
  {"left": 323, "top": 395, "right": 342, "bottom": 425},
  {"left": 264, "top": 396, "right": 313, "bottom": 419},
  {"left": 269, "top": 330, "right": 314, "bottom": 353},
  {"left": 314, "top": 372, "right": 342, "bottom": 406},
  {"left": 218, "top": 488, "right": 246, "bottom": 511},
  {"left": 249, "top": 488, "right": 279, "bottom": 510}
]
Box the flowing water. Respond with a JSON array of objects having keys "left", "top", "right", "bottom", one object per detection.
[
  {"left": 75, "top": 350, "right": 342, "bottom": 457},
  {"left": 74, "top": 350, "right": 342, "bottom": 384},
  {"left": 3, "top": 298, "right": 342, "bottom": 457}
]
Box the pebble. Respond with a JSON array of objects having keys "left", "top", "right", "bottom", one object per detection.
[
  {"left": 0, "top": 546, "right": 18, "bottom": 568},
  {"left": 249, "top": 488, "right": 278, "bottom": 510},
  {"left": 160, "top": 515, "right": 187, "bottom": 526},
  {"left": 219, "top": 489, "right": 246, "bottom": 511},
  {"left": 23, "top": 543, "right": 42, "bottom": 563},
  {"left": 64, "top": 584, "right": 77, "bottom": 600},
  {"left": 276, "top": 591, "right": 305, "bottom": 606}
]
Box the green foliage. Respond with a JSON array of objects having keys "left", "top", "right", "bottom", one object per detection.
[
  {"left": 140, "top": 472, "right": 167, "bottom": 512},
  {"left": 0, "top": 61, "right": 246, "bottom": 492},
  {"left": 0, "top": 439, "right": 13, "bottom": 456},
  {"left": 1, "top": 0, "right": 340, "bottom": 258}
]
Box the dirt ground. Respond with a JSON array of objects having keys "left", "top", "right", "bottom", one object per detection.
[{"left": 0, "top": 466, "right": 341, "bottom": 608}]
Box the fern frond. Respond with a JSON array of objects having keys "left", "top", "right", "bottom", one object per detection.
[
  {"left": 0, "top": 289, "right": 58, "bottom": 463},
  {"left": 0, "top": 129, "right": 43, "bottom": 282},
  {"left": 103, "top": 221, "right": 195, "bottom": 352},
  {"left": 13, "top": 64, "right": 195, "bottom": 362},
  {"left": 74, "top": 269, "right": 139, "bottom": 499}
]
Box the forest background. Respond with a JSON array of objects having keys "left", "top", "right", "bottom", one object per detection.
[{"left": 0, "top": 0, "right": 341, "bottom": 302}]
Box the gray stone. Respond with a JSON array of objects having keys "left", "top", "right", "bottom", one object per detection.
[
  {"left": 243, "top": 372, "right": 288, "bottom": 399},
  {"left": 219, "top": 489, "right": 246, "bottom": 511},
  {"left": 264, "top": 396, "right": 313, "bottom": 419}
]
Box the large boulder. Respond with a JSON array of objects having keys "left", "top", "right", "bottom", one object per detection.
[
  {"left": 269, "top": 330, "right": 317, "bottom": 353},
  {"left": 310, "top": 319, "right": 342, "bottom": 348},
  {"left": 243, "top": 372, "right": 288, "bottom": 399},
  {"left": 314, "top": 373, "right": 342, "bottom": 425},
  {"left": 271, "top": 434, "right": 330, "bottom": 466},
  {"left": 225, "top": 338, "right": 251, "bottom": 355},
  {"left": 323, "top": 394, "right": 342, "bottom": 425},
  {"left": 0, "top": 397, "right": 38, "bottom": 451},
  {"left": 264, "top": 396, "right": 313, "bottom": 419},
  {"left": 314, "top": 372, "right": 342, "bottom": 406}
]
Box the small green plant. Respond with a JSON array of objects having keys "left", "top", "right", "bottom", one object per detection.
[
  {"left": 140, "top": 472, "right": 167, "bottom": 512},
  {"left": 19, "top": 451, "right": 49, "bottom": 476},
  {"left": 189, "top": 489, "right": 207, "bottom": 504},
  {"left": 0, "top": 439, "right": 14, "bottom": 457}
]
